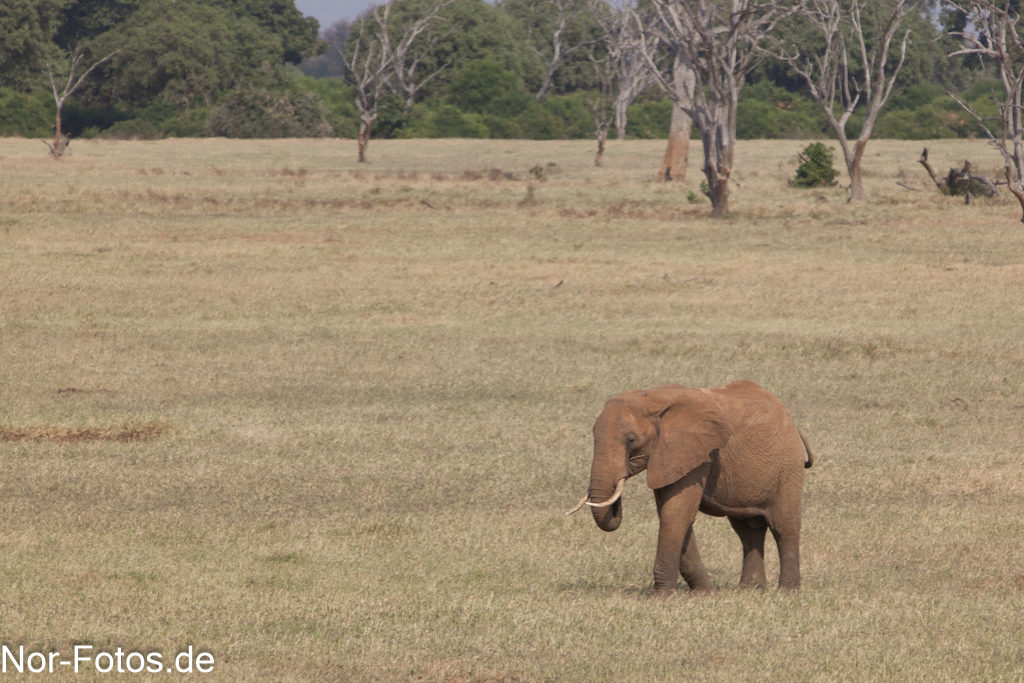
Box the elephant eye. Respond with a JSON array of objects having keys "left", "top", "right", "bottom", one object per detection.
[{"left": 625, "top": 435, "right": 636, "bottom": 445}]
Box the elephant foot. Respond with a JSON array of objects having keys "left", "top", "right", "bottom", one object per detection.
[{"left": 649, "top": 586, "right": 676, "bottom": 598}]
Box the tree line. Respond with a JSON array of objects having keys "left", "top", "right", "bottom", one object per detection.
[{"left": 3, "top": 0, "right": 1024, "bottom": 217}]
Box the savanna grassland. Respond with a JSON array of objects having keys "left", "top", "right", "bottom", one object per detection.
[{"left": 1, "top": 136, "right": 1023, "bottom": 682}]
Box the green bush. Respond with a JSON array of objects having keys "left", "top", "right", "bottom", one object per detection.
[
  {"left": 161, "top": 107, "right": 209, "bottom": 137},
  {"left": 0, "top": 88, "right": 52, "bottom": 137},
  {"left": 205, "top": 87, "right": 332, "bottom": 138},
  {"left": 397, "top": 86, "right": 593, "bottom": 140},
  {"left": 887, "top": 82, "right": 946, "bottom": 111},
  {"left": 448, "top": 59, "right": 527, "bottom": 115},
  {"left": 625, "top": 100, "right": 670, "bottom": 139},
  {"left": 793, "top": 142, "right": 839, "bottom": 188},
  {"left": 99, "top": 118, "right": 163, "bottom": 140},
  {"left": 873, "top": 106, "right": 959, "bottom": 140},
  {"left": 63, "top": 101, "right": 134, "bottom": 138},
  {"left": 399, "top": 100, "right": 490, "bottom": 138},
  {"left": 291, "top": 77, "right": 359, "bottom": 138},
  {"left": 736, "top": 82, "right": 828, "bottom": 139},
  {"left": 538, "top": 93, "right": 592, "bottom": 139},
  {"left": 91, "top": 100, "right": 209, "bottom": 139}
]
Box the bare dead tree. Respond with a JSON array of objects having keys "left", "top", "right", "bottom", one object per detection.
[
  {"left": 945, "top": 0, "right": 1024, "bottom": 222},
  {"left": 341, "top": 0, "right": 453, "bottom": 161},
  {"left": 524, "top": 0, "right": 590, "bottom": 101},
  {"left": 640, "top": 0, "right": 795, "bottom": 217},
  {"left": 602, "top": 0, "right": 657, "bottom": 140},
  {"left": 582, "top": 0, "right": 658, "bottom": 166},
  {"left": 580, "top": 46, "right": 615, "bottom": 166},
  {"left": 45, "top": 46, "right": 119, "bottom": 159},
  {"left": 340, "top": 5, "right": 395, "bottom": 163},
  {"left": 390, "top": 0, "right": 455, "bottom": 111},
  {"left": 770, "top": 0, "right": 913, "bottom": 201}
]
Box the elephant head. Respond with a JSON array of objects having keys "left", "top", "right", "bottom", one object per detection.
[{"left": 566, "top": 385, "right": 733, "bottom": 531}]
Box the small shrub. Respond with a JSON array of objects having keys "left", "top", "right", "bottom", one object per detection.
[
  {"left": 205, "top": 88, "right": 332, "bottom": 138},
  {"left": 793, "top": 142, "right": 839, "bottom": 188},
  {"left": 398, "top": 100, "right": 489, "bottom": 139},
  {"left": 292, "top": 76, "right": 359, "bottom": 138},
  {"left": 98, "top": 119, "right": 163, "bottom": 140},
  {"left": 0, "top": 88, "right": 52, "bottom": 137},
  {"left": 625, "top": 99, "right": 671, "bottom": 139},
  {"left": 736, "top": 81, "right": 828, "bottom": 140}
]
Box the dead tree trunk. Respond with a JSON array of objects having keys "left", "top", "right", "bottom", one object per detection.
[
  {"left": 44, "top": 133, "right": 71, "bottom": 157},
  {"left": 595, "top": 133, "right": 606, "bottom": 166},
  {"left": 707, "top": 169, "right": 730, "bottom": 217},
  {"left": 357, "top": 120, "right": 371, "bottom": 163},
  {"left": 918, "top": 148, "right": 998, "bottom": 197},
  {"left": 659, "top": 100, "right": 692, "bottom": 181},
  {"left": 849, "top": 139, "right": 867, "bottom": 201}
]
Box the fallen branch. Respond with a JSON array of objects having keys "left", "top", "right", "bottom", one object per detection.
[
  {"left": 896, "top": 181, "right": 922, "bottom": 192},
  {"left": 917, "top": 148, "right": 944, "bottom": 191},
  {"left": 917, "top": 147, "right": 997, "bottom": 197}
]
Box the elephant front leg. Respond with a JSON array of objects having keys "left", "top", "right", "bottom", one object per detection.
[
  {"left": 678, "top": 525, "right": 713, "bottom": 593},
  {"left": 652, "top": 466, "right": 709, "bottom": 595}
]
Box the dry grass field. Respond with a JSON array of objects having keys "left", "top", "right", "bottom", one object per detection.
[{"left": 1, "top": 135, "right": 1023, "bottom": 682}]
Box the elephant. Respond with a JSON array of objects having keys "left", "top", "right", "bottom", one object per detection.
[{"left": 566, "top": 380, "right": 814, "bottom": 593}]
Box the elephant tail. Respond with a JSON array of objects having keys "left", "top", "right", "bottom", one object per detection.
[{"left": 799, "top": 429, "right": 815, "bottom": 469}]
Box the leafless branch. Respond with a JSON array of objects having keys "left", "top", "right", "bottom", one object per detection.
[
  {"left": 45, "top": 46, "right": 119, "bottom": 158},
  {"left": 526, "top": 0, "right": 591, "bottom": 101},
  {"left": 767, "top": 0, "right": 914, "bottom": 200}
]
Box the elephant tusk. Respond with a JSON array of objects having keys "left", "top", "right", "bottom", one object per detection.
[
  {"left": 585, "top": 478, "right": 625, "bottom": 509},
  {"left": 565, "top": 493, "right": 590, "bottom": 516}
]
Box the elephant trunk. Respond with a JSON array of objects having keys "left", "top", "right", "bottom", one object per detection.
[
  {"left": 588, "top": 452, "right": 627, "bottom": 532},
  {"left": 590, "top": 485, "right": 623, "bottom": 531}
]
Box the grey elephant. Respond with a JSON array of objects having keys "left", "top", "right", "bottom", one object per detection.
[{"left": 567, "top": 381, "right": 814, "bottom": 593}]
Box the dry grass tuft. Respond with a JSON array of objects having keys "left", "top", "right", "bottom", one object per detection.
[{"left": 0, "top": 422, "right": 169, "bottom": 442}]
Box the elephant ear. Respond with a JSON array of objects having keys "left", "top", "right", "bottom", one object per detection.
[{"left": 646, "top": 389, "right": 733, "bottom": 490}]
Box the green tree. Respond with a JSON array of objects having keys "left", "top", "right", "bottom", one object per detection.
[
  {"left": 92, "top": 1, "right": 285, "bottom": 109},
  {"left": 0, "top": 0, "right": 66, "bottom": 90},
  {"left": 208, "top": 0, "right": 323, "bottom": 64},
  {"left": 52, "top": 0, "right": 142, "bottom": 46},
  {"left": 346, "top": 0, "right": 538, "bottom": 103},
  {"left": 447, "top": 58, "right": 527, "bottom": 113},
  {"left": 498, "top": 0, "right": 602, "bottom": 99}
]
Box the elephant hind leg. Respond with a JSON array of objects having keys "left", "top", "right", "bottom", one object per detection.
[
  {"left": 770, "top": 524, "right": 801, "bottom": 590},
  {"left": 729, "top": 517, "right": 767, "bottom": 589}
]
